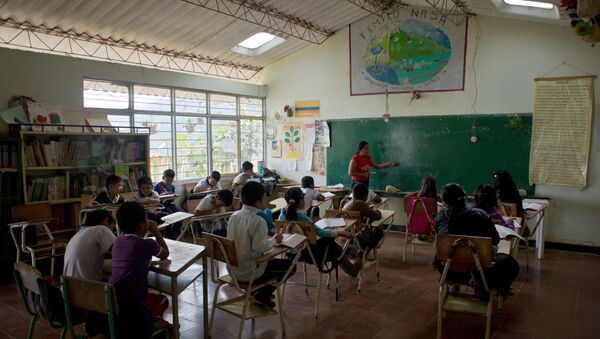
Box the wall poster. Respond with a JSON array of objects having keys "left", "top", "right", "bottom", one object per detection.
[
  {"left": 282, "top": 123, "right": 304, "bottom": 160},
  {"left": 350, "top": 5, "right": 467, "bottom": 95}
]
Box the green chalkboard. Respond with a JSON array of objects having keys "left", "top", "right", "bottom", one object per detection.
[{"left": 326, "top": 114, "right": 533, "bottom": 195}]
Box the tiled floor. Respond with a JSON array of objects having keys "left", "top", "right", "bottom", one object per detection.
[{"left": 1, "top": 232, "right": 599, "bottom": 339}]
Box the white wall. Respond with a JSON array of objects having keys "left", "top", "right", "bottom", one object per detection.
[
  {"left": 0, "top": 47, "right": 266, "bottom": 114},
  {"left": 261, "top": 15, "right": 600, "bottom": 247}
]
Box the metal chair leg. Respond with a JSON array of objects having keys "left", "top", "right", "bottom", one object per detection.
[
  {"left": 303, "top": 263, "right": 308, "bottom": 294},
  {"left": 277, "top": 286, "right": 286, "bottom": 333},
  {"left": 27, "top": 315, "right": 37, "bottom": 339},
  {"left": 314, "top": 273, "right": 323, "bottom": 317},
  {"left": 403, "top": 232, "right": 409, "bottom": 263}
]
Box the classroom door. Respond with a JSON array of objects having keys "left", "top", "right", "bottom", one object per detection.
[{"left": 211, "top": 119, "right": 239, "bottom": 174}]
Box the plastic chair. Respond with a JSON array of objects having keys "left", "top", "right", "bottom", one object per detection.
[
  {"left": 436, "top": 235, "right": 494, "bottom": 339},
  {"left": 13, "top": 262, "right": 68, "bottom": 339},
  {"left": 204, "top": 233, "right": 301, "bottom": 339},
  {"left": 60, "top": 276, "right": 171, "bottom": 339},
  {"left": 9, "top": 203, "right": 66, "bottom": 275},
  {"left": 402, "top": 196, "right": 438, "bottom": 263}
]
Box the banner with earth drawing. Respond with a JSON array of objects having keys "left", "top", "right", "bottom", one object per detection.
[{"left": 350, "top": 6, "right": 467, "bottom": 95}]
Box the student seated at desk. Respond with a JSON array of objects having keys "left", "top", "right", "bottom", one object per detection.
[
  {"left": 474, "top": 184, "right": 516, "bottom": 230},
  {"left": 406, "top": 176, "right": 438, "bottom": 234},
  {"left": 227, "top": 181, "right": 296, "bottom": 308},
  {"left": 300, "top": 176, "right": 324, "bottom": 216},
  {"left": 279, "top": 188, "right": 359, "bottom": 277},
  {"left": 343, "top": 183, "right": 383, "bottom": 250},
  {"left": 91, "top": 175, "right": 125, "bottom": 206},
  {"left": 193, "top": 171, "right": 222, "bottom": 193},
  {"left": 110, "top": 202, "right": 170, "bottom": 323},
  {"left": 232, "top": 161, "right": 255, "bottom": 197},
  {"left": 64, "top": 209, "right": 116, "bottom": 281},
  {"left": 194, "top": 189, "right": 234, "bottom": 216},
  {"left": 153, "top": 169, "right": 179, "bottom": 214},
  {"left": 154, "top": 169, "right": 176, "bottom": 195},
  {"left": 135, "top": 176, "right": 169, "bottom": 224},
  {"left": 493, "top": 170, "right": 524, "bottom": 218},
  {"left": 435, "top": 183, "right": 519, "bottom": 297}
]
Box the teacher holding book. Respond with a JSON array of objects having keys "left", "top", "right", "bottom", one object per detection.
[{"left": 348, "top": 140, "right": 398, "bottom": 188}]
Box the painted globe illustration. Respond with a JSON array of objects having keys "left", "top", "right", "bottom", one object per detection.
[{"left": 364, "top": 20, "right": 452, "bottom": 86}]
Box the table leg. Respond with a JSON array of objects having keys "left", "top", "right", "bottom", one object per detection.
[
  {"left": 172, "top": 276, "right": 179, "bottom": 339},
  {"left": 203, "top": 254, "right": 209, "bottom": 339},
  {"left": 535, "top": 210, "right": 545, "bottom": 259}
]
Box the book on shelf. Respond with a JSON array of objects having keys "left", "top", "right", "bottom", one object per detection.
[
  {"left": 0, "top": 144, "right": 18, "bottom": 169},
  {"left": 23, "top": 137, "right": 146, "bottom": 167},
  {"left": 27, "top": 176, "right": 67, "bottom": 202}
]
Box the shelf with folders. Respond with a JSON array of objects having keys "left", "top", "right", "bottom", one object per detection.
[{"left": 18, "top": 124, "right": 151, "bottom": 205}]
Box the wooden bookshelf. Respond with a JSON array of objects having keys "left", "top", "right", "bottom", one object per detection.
[
  {"left": 21, "top": 129, "right": 150, "bottom": 204},
  {"left": 0, "top": 137, "right": 22, "bottom": 279},
  {"left": 15, "top": 125, "right": 151, "bottom": 229}
]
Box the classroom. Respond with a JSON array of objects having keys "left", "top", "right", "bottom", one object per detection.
[{"left": 0, "top": 0, "right": 599, "bottom": 338}]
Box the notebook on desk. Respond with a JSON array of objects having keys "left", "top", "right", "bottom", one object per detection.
[
  {"left": 495, "top": 224, "right": 524, "bottom": 240},
  {"left": 281, "top": 233, "right": 307, "bottom": 249},
  {"left": 315, "top": 218, "right": 346, "bottom": 229}
]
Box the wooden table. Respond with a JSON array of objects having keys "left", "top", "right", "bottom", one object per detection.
[
  {"left": 159, "top": 193, "right": 178, "bottom": 202},
  {"left": 188, "top": 188, "right": 219, "bottom": 200},
  {"left": 147, "top": 239, "right": 207, "bottom": 339},
  {"left": 269, "top": 197, "right": 288, "bottom": 214},
  {"left": 371, "top": 209, "right": 396, "bottom": 229}
]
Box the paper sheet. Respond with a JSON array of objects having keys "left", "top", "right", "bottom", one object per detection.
[
  {"left": 530, "top": 76, "right": 594, "bottom": 188},
  {"left": 315, "top": 218, "right": 346, "bottom": 229},
  {"left": 304, "top": 123, "right": 315, "bottom": 171},
  {"left": 322, "top": 192, "right": 336, "bottom": 198},
  {"left": 285, "top": 160, "right": 297, "bottom": 172},
  {"left": 314, "top": 120, "right": 330, "bottom": 147}
]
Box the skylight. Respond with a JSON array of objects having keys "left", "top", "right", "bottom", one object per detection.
[
  {"left": 504, "top": 0, "right": 554, "bottom": 10},
  {"left": 231, "top": 32, "right": 285, "bottom": 57},
  {"left": 238, "top": 32, "right": 278, "bottom": 49}
]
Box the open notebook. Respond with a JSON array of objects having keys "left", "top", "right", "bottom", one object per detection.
[
  {"left": 495, "top": 224, "right": 524, "bottom": 240},
  {"left": 281, "top": 233, "right": 307, "bottom": 249},
  {"left": 315, "top": 218, "right": 346, "bottom": 229}
]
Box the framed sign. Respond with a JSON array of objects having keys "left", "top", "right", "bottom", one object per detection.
[{"left": 350, "top": 5, "right": 467, "bottom": 95}]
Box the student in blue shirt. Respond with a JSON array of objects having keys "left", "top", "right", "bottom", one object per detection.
[
  {"left": 153, "top": 169, "right": 176, "bottom": 195},
  {"left": 278, "top": 188, "right": 359, "bottom": 277}
]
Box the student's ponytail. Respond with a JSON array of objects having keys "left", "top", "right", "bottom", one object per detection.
[
  {"left": 284, "top": 187, "right": 303, "bottom": 221},
  {"left": 441, "top": 183, "right": 467, "bottom": 230}
]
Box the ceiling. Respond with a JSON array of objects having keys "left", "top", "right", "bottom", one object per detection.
[{"left": 0, "top": 0, "right": 566, "bottom": 79}]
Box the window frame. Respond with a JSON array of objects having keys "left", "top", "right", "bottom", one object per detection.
[{"left": 83, "top": 77, "right": 266, "bottom": 181}]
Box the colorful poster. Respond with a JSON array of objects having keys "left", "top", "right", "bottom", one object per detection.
[
  {"left": 295, "top": 100, "right": 320, "bottom": 117},
  {"left": 271, "top": 140, "right": 282, "bottom": 158},
  {"left": 282, "top": 123, "right": 304, "bottom": 160},
  {"left": 314, "top": 120, "right": 330, "bottom": 147},
  {"left": 26, "top": 102, "right": 65, "bottom": 131},
  {"left": 350, "top": 6, "right": 467, "bottom": 95}
]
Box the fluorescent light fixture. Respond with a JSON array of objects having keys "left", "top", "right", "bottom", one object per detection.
[
  {"left": 231, "top": 32, "right": 285, "bottom": 57},
  {"left": 238, "top": 32, "right": 277, "bottom": 49},
  {"left": 503, "top": 0, "right": 554, "bottom": 9}
]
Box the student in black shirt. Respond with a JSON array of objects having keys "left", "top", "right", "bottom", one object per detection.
[
  {"left": 92, "top": 175, "right": 125, "bottom": 205},
  {"left": 435, "top": 183, "right": 519, "bottom": 297}
]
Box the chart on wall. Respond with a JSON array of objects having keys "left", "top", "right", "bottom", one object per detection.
[{"left": 350, "top": 5, "right": 467, "bottom": 95}]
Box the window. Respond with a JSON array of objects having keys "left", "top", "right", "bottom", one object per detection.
[
  {"left": 240, "top": 119, "right": 263, "bottom": 168},
  {"left": 211, "top": 120, "right": 238, "bottom": 174},
  {"left": 134, "top": 114, "right": 173, "bottom": 182},
  {"left": 176, "top": 116, "right": 208, "bottom": 179},
  {"left": 134, "top": 85, "right": 171, "bottom": 112},
  {"left": 210, "top": 94, "right": 236, "bottom": 116},
  {"left": 240, "top": 97, "right": 263, "bottom": 117},
  {"left": 504, "top": 0, "right": 553, "bottom": 9},
  {"left": 83, "top": 80, "right": 129, "bottom": 109},
  {"left": 231, "top": 32, "right": 285, "bottom": 57},
  {"left": 176, "top": 90, "right": 207, "bottom": 114},
  {"left": 83, "top": 80, "right": 265, "bottom": 181}
]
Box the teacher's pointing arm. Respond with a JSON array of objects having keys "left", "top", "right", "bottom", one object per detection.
[{"left": 371, "top": 160, "right": 398, "bottom": 169}]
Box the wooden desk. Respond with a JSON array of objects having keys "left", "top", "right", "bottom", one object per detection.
[
  {"left": 371, "top": 209, "right": 396, "bottom": 228},
  {"left": 269, "top": 197, "right": 288, "bottom": 214},
  {"left": 159, "top": 193, "right": 178, "bottom": 202},
  {"left": 147, "top": 239, "right": 207, "bottom": 339},
  {"left": 188, "top": 189, "right": 219, "bottom": 200}
]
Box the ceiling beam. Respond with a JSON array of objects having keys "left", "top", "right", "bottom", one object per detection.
[
  {"left": 0, "top": 17, "right": 261, "bottom": 80},
  {"left": 424, "top": 0, "right": 475, "bottom": 25},
  {"left": 180, "top": 0, "right": 334, "bottom": 44},
  {"left": 346, "top": 0, "right": 408, "bottom": 16}
]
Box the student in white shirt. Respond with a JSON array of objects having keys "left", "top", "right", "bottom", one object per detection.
[
  {"left": 194, "top": 190, "right": 234, "bottom": 216},
  {"left": 232, "top": 161, "right": 255, "bottom": 197},
  {"left": 193, "top": 171, "right": 222, "bottom": 193},
  {"left": 300, "top": 176, "right": 325, "bottom": 216},
  {"left": 64, "top": 209, "right": 116, "bottom": 281},
  {"left": 227, "top": 181, "right": 295, "bottom": 308}
]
